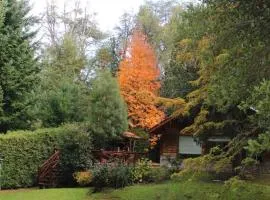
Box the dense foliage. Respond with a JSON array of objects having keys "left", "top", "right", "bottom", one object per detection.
[
  {"left": 0, "top": 0, "right": 39, "bottom": 132},
  {"left": 31, "top": 35, "right": 90, "bottom": 127},
  {"left": 2, "top": 0, "right": 270, "bottom": 191},
  {"left": 91, "top": 159, "right": 170, "bottom": 191},
  {"left": 91, "top": 163, "right": 133, "bottom": 191},
  {"left": 159, "top": 0, "right": 270, "bottom": 166},
  {"left": 73, "top": 171, "right": 93, "bottom": 186},
  {"left": 88, "top": 69, "right": 128, "bottom": 148},
  {"left": 118, "top": 30, "right": 164, "bottom": 129},
  {"left": 0, "top": 124, "right": 92, "bottom": 189}
]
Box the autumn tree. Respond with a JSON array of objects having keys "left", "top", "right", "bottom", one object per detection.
[{"left": 118, "top": 30, "right": 164, "bottom": 129}]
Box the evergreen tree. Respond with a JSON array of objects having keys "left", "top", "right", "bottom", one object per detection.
[
  {"left": 162, "top": 0, "right": 270, "bottom": 165},
  {"left": 90, "top": 37, "right": 121, "bottom": 76},
  {"left": 88, "top": 69, "right": 128, "bottom": 148},
  {"left": 0, "top": 0, "right": 5, "bottom": 26},
  {"left": 31, "top": 35, "right": 90, "bottom": 127},
  {"left": 0, "top": 0, "right": 39, "bottom": 132}
]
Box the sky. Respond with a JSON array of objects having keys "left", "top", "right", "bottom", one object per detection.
[{"left": 30, "top": 0, "right": 145, "bottom": 32}]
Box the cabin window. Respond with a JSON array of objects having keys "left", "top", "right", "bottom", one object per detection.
[
  {"left": 205, "top": 137, "right": 230, "bottom": 154},
  {"left": 179, "top": 136, "right": 202, "bottom": 155}
]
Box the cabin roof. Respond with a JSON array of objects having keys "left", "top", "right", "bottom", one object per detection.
[
  {"left": 149, "top": 116, "right": 176, "bottom": 134},
  {"left": 149, "top": 114, "right": 195, "bottom": 136},
  {"left": 122, "top": 131, "right": 142, "bottom": 139}
]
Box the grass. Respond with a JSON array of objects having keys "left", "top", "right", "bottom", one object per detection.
[
  {"left": 90, "top": 181, "right": 223, "bottom": 200},
  {"left": 252, "top": 174, "right": 270, "bottom": 185},
  {"left": 1, "top": 181, "right": 270, "bottom": 200},
  {"left": 0, "top": 188, "right": 89, "bottom": 200},
  {"left": 89, "top": 181, "right": 270, "bottom": 200}
]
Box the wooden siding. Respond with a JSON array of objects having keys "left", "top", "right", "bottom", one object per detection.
[{"left": 160, "top": 131, "right": 178, "bottom": 157}]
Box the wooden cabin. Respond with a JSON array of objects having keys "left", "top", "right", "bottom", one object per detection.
[{"left": 149, "top": 116, "right": 230, "bottom": 166}]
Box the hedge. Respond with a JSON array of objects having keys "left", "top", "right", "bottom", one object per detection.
[{"left": 0, "top": 124, "right": 92, "bottom": 189}]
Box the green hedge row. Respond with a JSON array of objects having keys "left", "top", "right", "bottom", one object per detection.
[{"left": 0, "top": 124, "right": 92, "bottom": 189}]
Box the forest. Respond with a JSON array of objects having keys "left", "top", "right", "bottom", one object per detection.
[{"left": 1, "top": 0, "right": 270, "bottom": 199}]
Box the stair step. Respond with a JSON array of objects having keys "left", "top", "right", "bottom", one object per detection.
[{"left": 38, "top": 150, "right": 62, "bottom": 187}]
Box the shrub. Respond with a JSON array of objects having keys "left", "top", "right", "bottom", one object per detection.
[
  {"left": 166, "top": 157, "right": 182, "bottom": 173},
  {"left": 221, "top": 176, "right": 266, "bottom": 200},
  {"left": 132, "top": 158, "right": 152, "bottom": 183},
  {"left": 73, "top": 171, "right": 93, "bottom": 186},
  {"left": 91, "top": 164, "right": 110, "bottom": 191},
  {"left": 110, "top": 164, "right": 133, "bottom": 188},
  {"left": 147, "top": 167, "right": 171, "bottom": 183},
  {"left": 0, "top": 124, "right": 92, "bottom": 189},
  {"left": 170, "top": 154, "right": 235, "bottom": 182},
  {"left": 91, "top": 162, "right": 133, "bottom": 192},
  {"left": 132, "top": 159, "right": 170, "bottom": 183},
  {"left": 171, "top": 170, "right": 212, "bottom": 182},
  {"left": 235, "top": 157, "right": 259, "bottom": 179},
  {"left": 170, "top": 156, "right": 214, "bottom": 182}
]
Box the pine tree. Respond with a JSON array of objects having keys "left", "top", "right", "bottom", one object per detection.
[
  {"left": 0, "top": 0, "right": 5, "bottom": 26},
  {"left": 88, "top": 69, "right": 128, "bottom": 148},
  {"left": 163, "top": 1, "right": 270, "bottom": 164},
  {"left": 0, "top": 1, "right": 5, "bottom": 117},
  {"left": 31, "top": 35, "right": 89, "bottom": 127},
  {"left": 0, "top": 0, "right": 39, "bottom": 132}
]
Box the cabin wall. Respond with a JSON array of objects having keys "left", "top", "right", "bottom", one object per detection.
[{"left": 160, "top": 128, "right": 179, "bottom": 166}]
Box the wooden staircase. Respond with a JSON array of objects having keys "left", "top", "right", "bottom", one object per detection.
[{"left": 38, "top": 150, "right": 62, "bottom": 188}]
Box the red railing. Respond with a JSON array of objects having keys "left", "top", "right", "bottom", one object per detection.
[{"left": 38, "top": 150, "right": 60, "bottom": 186}]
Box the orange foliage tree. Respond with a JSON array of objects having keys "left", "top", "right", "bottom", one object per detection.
[{"left": 118, "top": 30, "right": 164, "bottom": 129}]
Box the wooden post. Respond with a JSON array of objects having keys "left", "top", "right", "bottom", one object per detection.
[
  {"left": 129, "top": 139, "right": 132, "bottom": 152},
  {"left": 133, "top": 140, "right": 136, "bottom": 152}
]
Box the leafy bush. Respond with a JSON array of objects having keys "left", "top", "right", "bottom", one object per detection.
[
  {"left": 91, "top": 164, "right": 110, "bottom": 191},
  {"left": 132, "top": 158, "right": 170, "bottom": 183},
  {"left": 132, "top": 158, "right": 152, "bottom": 183},
  {"left": 147, "top": 167, "right": 171, "bottom": 183},
  {"left": 171, "top": 156, "right": 214, "bottom": 182},
  {"left": 0, "top": 124, "right": 92, "bottom": 189},
  {"left": 221, "top": 176, "right": 266, "bottom": 200},
  {"left": 91, "top": 162, "right": 133, "bottom": 192},
  {"left": 91, "top": 159, "right": 169, "bottom": 191},
  {"left": 110, "top": 164, "right": 133, "bottom": 188},
  {"left": 234, "top": 157, "right": 259, "bottom": 179},
  {"left": 73, "top": 171, "right": 93, "bottom": 186},
  {"left": 171, "top": 170, "right": 212, "bottom": 182},
  {"left": 170, "top": 155, "right": 234, "bottom": 182}
]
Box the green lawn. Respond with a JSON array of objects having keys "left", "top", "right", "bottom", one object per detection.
[
  {"left": 90, "top": 181, "right": 270, "bottom": 200},
  {"left": 0, "top": 188, "right": 89, "bottom": 200},
  {"left": 1, "top": 181, "right": 270, "bottom": 200}
]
